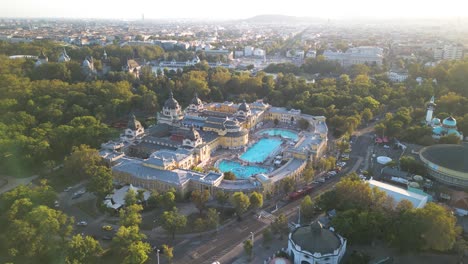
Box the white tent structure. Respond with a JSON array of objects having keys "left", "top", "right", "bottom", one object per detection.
[
  {"left": 376, "top": 156, "right": 392, "bottom": 165},
  {"left": 104, "top": 184, "right": 150, "bottom": 210}
]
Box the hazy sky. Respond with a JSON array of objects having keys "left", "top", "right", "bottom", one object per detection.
[{"left": 2, "top": 0, "right": 468, "bottom": 20}]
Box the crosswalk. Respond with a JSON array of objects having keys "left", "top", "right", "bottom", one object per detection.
[{"left": 257, "top": 210, "right": 276, "bottom": 224}]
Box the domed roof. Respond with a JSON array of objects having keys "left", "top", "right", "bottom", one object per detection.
[
  {"left": 443, "top": 116, "right": 457, "bottom": 127},
  {"left": 185, "top": 126, "right": 200, "bottom": 141},
  {"left": 432, "top": 118, "right": 441, "bottom": 125},
  {"left": 447, "top": 129, "right": 461, "bottom": 136},
  {"left": 190, "top": 92, "right": 202, "bottom": 106},
  {"left": 164, "top": 90, "right": 180, "bottom": 110},
  {"left": 432, "top": 126, "right": 444, "bottom": 135},
  {"left": 128, "top": 114, "right": 142, "bottom": 130},
  {"left": 291, "top": 221, "right": 342, "bottom": 255},
  {"left": 238, "top": 100, "right": 250, "bottom": 112}
]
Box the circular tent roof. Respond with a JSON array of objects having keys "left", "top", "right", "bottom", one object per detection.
[
  {"left": 377, "top": 156, "right": 392, "bottom": 165},
  {"left": 420, "top": 144, "right": 468, "bottom": 174}
]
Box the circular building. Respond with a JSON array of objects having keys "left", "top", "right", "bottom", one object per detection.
[
  {"left": 419, "top": 144, "right": 468, "bottom": 187},
  {"left": 288, "top": 222, "right": 347, "bottom": 264}
]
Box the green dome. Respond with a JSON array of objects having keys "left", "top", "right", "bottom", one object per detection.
[{"left": 443, "top": 116, "right": 457, "bottom": 127}]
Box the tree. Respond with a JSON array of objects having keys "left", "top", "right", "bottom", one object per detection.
[
  {"left": 160, "top": 191, "right": 176, "bottom": 210},
  {"left": 215, "top": 191, "right": 230, "bottom": 208},
  {"left": 162, "top": 244, "right": 174, "bottom": 263},
  {"left": 230, "top": 192, "right": 250, "bottom": 216},
  {"left": 418, "top": 203, "right": 460, "bottom": 251},
  {"left": 439, "top": 134, "right": 461, "bottom": 144},
  {"left": 194, "top": 218, "right": 205, "bottom": 233},
  {"left": 124, "top": 189, "right": 138, "bottom": 207},
  {"left": 300, "top": 196, "right": 315, "bottom": 223},
  {"left": 282, "top": 177, "right": 295, "bottom": 194},
  {"left": 249, "top": 192, "right": 263, "bottom": 210},
  {"left": 65, "top": 235, "right": 103, "bottom": 264},
  {"left": 63, "top": 145, "right": 102, "bottom": 179},
  {"left": 205, "top": 208, "right": 220, "bottom": 229},
  {"left": 123, "top": 241, "right": 152, "bottom": 264},
  {"left": 112, "top": 225, "right": 146, "bottom": 254},
  {"left": 191, "top": 189, "right": 210, "bottom": 215},
  {"left": 361, "top": 108, "right": 373, "bottom": 123},
  {"left": 86, "top": 165, "right": 113, "bottom": 198},
  {"left": 271, "top": 213, "right": 289, "bottom": 239},
  {"left": 302, "top": 164, "right": 315, "bottom": 183},
  {"left": 161, "top": 207, "right": 187, "bottom": 239},
  {"left": 243, "top": 239, "right": 253, "bottom": 259},
  {"left": 6, "top": 205, "right": 74, "bottom": 258},
  {"left": 223, "top": 171, "right": 236, "bottom": 180},
  {"left": 262, "top": 227, "right": 273, "bottom": 247},
  {"left": 119, "top": 204, "right": 143, "bottom": 227},
  {"left": 136, "top": 189, "right": 146, "bottom": 206}
]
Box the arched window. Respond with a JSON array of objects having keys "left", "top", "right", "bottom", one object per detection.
[{"left": 300, "top": 261, "right": 311, "bottom": 264}]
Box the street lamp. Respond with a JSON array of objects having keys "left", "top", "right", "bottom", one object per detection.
[
  {"left": 216, "top": 211, "right": 221, "bottom": 233},
  {"left": 297, "top": 206, "right": 301, "bottom": 226},
  {"left": 156, "top": 249, "right": 160, "bottom": 264},
  {"left": 250, "top": 231, "right": 254, "bottom": 246}
]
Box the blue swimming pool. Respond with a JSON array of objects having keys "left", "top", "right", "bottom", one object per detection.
[
  {"left": 259, "top": 129, "right": 299, "bottom": 140},
  {"left": 240, "top": 138, "right": 283, "bottom": 163},
  {"left": 218, "top": 160, "right": 269, "bottom": 179}
]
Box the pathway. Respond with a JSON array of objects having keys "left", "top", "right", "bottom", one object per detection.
[{"left": 0, "top": 174, "right": 38, "bottom": 194}]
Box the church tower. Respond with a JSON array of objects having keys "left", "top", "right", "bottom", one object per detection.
[{"left": 426, "top": 96, "right": 436, "bottom": 124}]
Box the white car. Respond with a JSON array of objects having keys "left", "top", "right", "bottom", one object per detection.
[
  {"left": 383, "top": 145, "right": 390, "bottom": 149},
  {"left": 64, "top": 186, "right": 72, "bottom": 192},
  {"left": 76, "top": 221, "right": 88, "bottom": 226}
]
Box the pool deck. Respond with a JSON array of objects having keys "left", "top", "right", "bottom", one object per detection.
[{"left": 207, "top": 122, "right": 313, "bottom": 182}]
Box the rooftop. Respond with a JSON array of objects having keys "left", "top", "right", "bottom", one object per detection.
[
  {"left": 290, "top": 222, "right": 342, "bottom": 255},
  {"left": 420, "top": 144, "right": 468, "bottom": 173},
  {"left": 368, "top": 179, "right": 428, "bottom": 208}
]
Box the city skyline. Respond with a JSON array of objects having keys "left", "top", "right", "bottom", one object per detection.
[{"left": 2, "top": 0, "right": 468, "bottom": 20}]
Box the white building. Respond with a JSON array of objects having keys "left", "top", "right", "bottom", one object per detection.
[
  {"left": 253, "top": 48, "right": 266, "bottom": 57},
  {"left": 387, "top": 71, "right": 408, "bottom": 83},
  {"left": 121, "top": 114, "right": 145, "bottom": 142},
  {"left": 434, "top": 44, "right": 464, "bottom": 61},
  {"left": 306, "top": 50, "right": 317, "bottom": 58},
  {"left": 244, "top": 46, "right": 254, "bottom": 57},
  {"left": 288, "top": 222, "right": 347, "bottom": 264},
  {"left": 442, "top": 44, "right": 464, "bottom": 60},
  {"left": 367, "top": 179, "right": 428, "bottom": 208},
  {"left": 323, "top": 46, "right": 383, "bottom": 67}
]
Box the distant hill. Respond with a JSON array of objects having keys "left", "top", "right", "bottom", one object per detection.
[{"left": 243, "top": 14, "right": 320, "bottom": 24}]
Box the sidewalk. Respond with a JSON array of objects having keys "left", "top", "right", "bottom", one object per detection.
[{"left": 220, "top": 232, "right": 288, "bottom": 264}]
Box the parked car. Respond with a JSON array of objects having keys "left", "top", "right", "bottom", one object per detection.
[
  {"left": 64, "top": 186, "right": 72, "bottom": 192},
  {"left": 102, "top": 235, "right": 113, "bottom": 240},
  {"left": 76, "top": 221, "right": 88, "bottom": 226},
  {"left": 54, "top": 200, "right": 60, "bottom": 208},
  {"left": 102, "top": 225, "right": 113, "bottom": 231}
]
